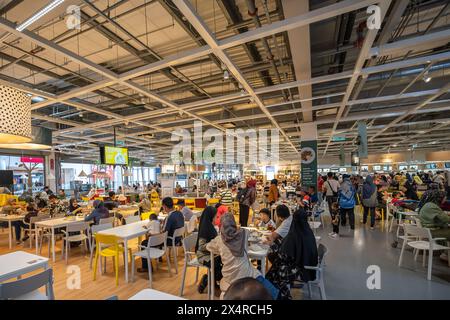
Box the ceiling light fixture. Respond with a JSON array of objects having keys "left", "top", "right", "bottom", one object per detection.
[
  {"left": 0, "top": 126, "right": 52, "bottom": 150},
  {"left": 16, "top": 0, "right": 65, "bottom": 32},
  {"left": 223, "top": 70, "right": 229, "bottom": 80},
  {"left": 0, "top": 85, "right": 32, "bottom": 143},
  {"left": 423, "top": 71, "right": 431, "bottom": 83}
]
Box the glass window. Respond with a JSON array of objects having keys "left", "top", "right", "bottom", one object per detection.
[{"left": 0, "top": 155, "right": 45, "bottom": 194}]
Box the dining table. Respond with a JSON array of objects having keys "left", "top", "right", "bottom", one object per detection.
[
  {"left": 0, "top": 251, "right": 49, "bottom": 283},
  {"left": 98, "top": 220, "right": 149, "bottom": 283},
  {"left": 0, "top": 214, "right": 27, "bottom": 249}
]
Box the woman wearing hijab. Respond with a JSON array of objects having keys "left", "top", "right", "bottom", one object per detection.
[
  {"left": 68, "top": 198, "right": 82, "bottom": 215},
  {"left": 238, "top": 179, "right": 256, "bottom": 227},
  {"left": 196, "top": 206, "right": 223, "bottom": 294},
  {"left": 84, "top": 200, "right": 110, "bottom": 225},
  {"left": 361, "top": 175, "right": 378, "bottom": 229},
  {"left": 335, "top": 174, "right": 356, "bottom": 236},
  {"left": 265, "top": 208, "right": 318, "bottom": 300},
  {"left": 419, "top": 189, "right": 449, "bottom": 240},
  {"left": 206, "top": 213, "right": 278, "bottom": 298}
]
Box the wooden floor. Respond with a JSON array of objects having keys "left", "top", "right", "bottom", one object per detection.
[{"left": 0, "top": 228, "right": 208, "bottom": 300}]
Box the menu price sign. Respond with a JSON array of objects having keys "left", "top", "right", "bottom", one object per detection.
[{"left": 300, "top": 140, "right": 318, "bottom": 190}]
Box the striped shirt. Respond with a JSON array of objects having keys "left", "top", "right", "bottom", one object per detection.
[{"left": 220, "top": 189, "right": 233, "bottom": 206}]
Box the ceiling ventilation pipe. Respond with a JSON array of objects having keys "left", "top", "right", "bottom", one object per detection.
[{"left": 246, "top": 0, "right": 290, "bottom": 101}]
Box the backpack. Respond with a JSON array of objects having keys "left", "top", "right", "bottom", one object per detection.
[
  {"left": 362, "top": 189, "right": 378, "bottom": 208},
  {"left": 338, "top": 187, "right": 355, "bottom": 209}
]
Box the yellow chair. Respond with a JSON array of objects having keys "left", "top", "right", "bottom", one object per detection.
[
  {"left": 92, "top": 234, "right": 132, "bottom": 286},
  {"left": 232, "top": 201, "right": 239, "bottom": 215},
  {"left": 150, "top": 192, "right": 160, "bottom": 208},
  {"left": 140, "top": 211, "right": 155, "bottom": 221},
  {"left": 207, "top": 198, "right": 219, "bottom": 206},
  {"left": 81, "top": 196, "right": 90, "bottom": 202}
]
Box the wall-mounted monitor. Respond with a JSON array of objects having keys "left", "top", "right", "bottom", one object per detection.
[
  {"left": 409, "top": 165, "right": 418, "bottom": 170},
  {"left": 323, "top": 168, "right": 330, "bottom": 172},
  {"left": 425, "top": 163, "right": 437, "bottom": 169},
  {"left": 399, "top": 165, "right": 408, "bottom": 170},
  {"left": 339, "top": 168, "right": 347, "bottom": 172},
  {"left": 445, "top": 162, "right": 450, "bottom": 169},
  {"left": 100, "top": 146, "right": 129, "bottom": 165},
  {"left": 373, "top": 165, "right": 381, "bottom": 171},
  {"left": 317, "top": 168, "right": 323, "bottom": 173},
  {"left": 361, "top": 166, "right": 369, "bottom": 171}
]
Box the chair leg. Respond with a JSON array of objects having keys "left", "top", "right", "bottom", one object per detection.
[
  {"left": 308, "top": 283, "right": 312, "bottom": 299},
  {"left": 207, "top": 270, "right": 211, "bottom": 300},
  {"left": 319, "top": 279, "right": 326, "bottom": 300},
  {"left": 89, "top": 243, "right": 95, "bottom": 270},
  {"left": 166, "top": 251, "right": 172, "bottom": 276},
  {"left": 131, "top": 256, "right": 135, "bottom": 282},
  {"left": 173, "top": 246, "right": 178, "bottom": 274},
  {"left": 147, "top": 257, "right": 153, "bottom": 288},
  {"left": 422, "top": 250, "right": 426, "bottom": 267},
  {"left": 93, "top": 252, "right": 99, "bottom": 281},
  {"left": 427, "top": 249, "right": 433, "bottom": 281},
  {"left": 65, "top": 239, "right": 69, "bottom": 264},
  {"left": 398, "top": 238, "right": 407, "bottom": 267},
  {"left": 115, "top": 255, "right": 119, "bottom": 286},
  {"left": 195, "top": 267, "right": 199, "bottom": 283},
  {"left": 179, "top": 260, "right": 187, "bottom": 296}
]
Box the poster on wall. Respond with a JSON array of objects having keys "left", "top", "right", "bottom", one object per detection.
[{"left": 300, "top": 140, "right": 317, "bottom": 189}]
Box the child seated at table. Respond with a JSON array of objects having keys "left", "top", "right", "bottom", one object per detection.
[
  {"left": 144, "top": 213, "right": 161, "bottom": 235},
  {"left": 256, "top": 208, "right": 276, "bottom": 231}
]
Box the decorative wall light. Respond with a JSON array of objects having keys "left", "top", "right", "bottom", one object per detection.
[
  {"left": 0, "top": 85, "right": 32, "bottom": 143},
  {"left": 0, "top": 126, "right": 52, "bottom": 150}
]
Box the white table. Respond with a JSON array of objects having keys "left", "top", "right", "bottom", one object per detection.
[
  {"left": 0, "top": 214, "right": 25, "bottom": 249},
  {"left": 0, "top": 251, "right": 49, "bottom": 282},
  {"left": 128, "top": 288, "right": 185, "bottom": 300},
  {"left": 34, "top": 217, "right": 86, "bottom": 262},
  {"left": 98, "top": 220, "right": 149, "bottom": 283}
]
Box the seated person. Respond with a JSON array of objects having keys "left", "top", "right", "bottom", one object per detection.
[
  {"left": 206, "top": 213, "right": 260, "bottom": 294},
  {"left": 12, "top": 202, "right": 39, "bottom": 244},
  {"left": 178, "top": 199, "right": 194, "bottom": 222},
  {"left": 390, "top": 191, "right": 403, "bottom": 205},
  {"left": 104, "top": 191, "right": 125, "bottom": 224},
  {"left": 0, "top": 186, "right": 11, "bottom": 194},
  {"left": 57, "top": 189, "right": 66, "bottom": 200},
  {"left": 44, "top": 194, "right": 68, "bottom": 217},
  {"left": 265, "top": 208, "right": 318, "bottom": 300},
  {"left": 1, "top": 198, "right": 22, "bottom": 215},
  {"left": 308, "top": 186, "right": 318, "bottom": 206},
  {"left": 68, "top": 198, "right": 83, "bottom": 215},
  {"left": 138, "top": 197, "right": 184, "bottom": 273},
  {"left": 138, "top": 193, "right": 152, "bottom": 214},
  {"left": 144, "top": 213, "right": 161, "bottom": 235},
  {"left": 84, "top": 200, "right": 110, "bottom": 225},
  {"left": 256, "top": 208, "right": 276, "bottom": 230},
  {"left": 418, "top": 190, "right": 449, "bottom": 240},
  {"left": 263, "top": 205, "right": 292, "bottom": 262},
  {"left": 223, "top": 277, "right": 273, "bottom": 300}
]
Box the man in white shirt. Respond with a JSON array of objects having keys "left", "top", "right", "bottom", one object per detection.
[{"left": 323, "top": 172, "right": 340, "bottom": 213}]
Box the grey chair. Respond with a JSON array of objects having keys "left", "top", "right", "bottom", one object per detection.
[
  {"left": 125, "top": 215, "right": 140, "bottom": 224},
  {"left": 168, "top": 226, "right": 185, "bottom": 274},
  {"left": 0, "top": 268, "right": 54, "bottom": 300},
  {"left": 61, "top": 222, "right": 91, "bottom": 264},
  {"left": 304, "top": 243, "right": 328, "bottom": 300},
  {"left": 99, "top": 217, "right": 115, "bottom": 226}
]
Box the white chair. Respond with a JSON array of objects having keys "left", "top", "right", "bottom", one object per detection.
[
  {"left": 61, "top": 222, "right": 91, "bottom": 264},
  {"left": 179, "top": 232, "right": 212, "bottom": 297},
  {"left": 398, "top": 224, "right": 450, "bottom": 280},
  {"left": 23, "top": 214, "right": 50, "bottom": 248},
  {"left": 186, "top": 215, "right": 197, "bottom": 234},
  {"left": 99, "top": 217, "right": 114, "bottom": 225},
  {"left": 125, "top": 215, "right": 140, "bottom": 224},
  {"left": 0, "top": 268, "right": 54, "bottom": 300},
  {"left": 89, "top": 223, "right": 114, "bottom": 269},
  {"left": 131, "top": 231, "right": 172, "bottom": 288},
  {"left": 168, "top": 226, "right": 185, "bottom": 274},
  {"left": 304, "top": 243, "right": 328, "bottom": 300}
]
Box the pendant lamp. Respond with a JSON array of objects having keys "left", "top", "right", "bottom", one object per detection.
[{"left": 0, "top": 85, "right": 32, "bottom": 143}]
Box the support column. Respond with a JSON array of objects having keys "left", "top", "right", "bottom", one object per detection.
[
  {"left": 300, "top": 123, "right": 318, "bottom": 190},
  {"left": 45, "top": 151, "right": 57, "bottom": 192}
]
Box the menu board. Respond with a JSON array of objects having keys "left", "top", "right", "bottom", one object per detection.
[{"left": 373, "top": 165, "right": 381, "bottom": 171}]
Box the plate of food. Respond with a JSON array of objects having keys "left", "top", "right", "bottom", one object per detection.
[{"left": 300, "top": 147, "right": 316, "bottom": 164}]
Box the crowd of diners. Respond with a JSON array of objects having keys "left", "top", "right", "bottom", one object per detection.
[{"left": 0, "top": 169, "right": 448, "bottom": 300}]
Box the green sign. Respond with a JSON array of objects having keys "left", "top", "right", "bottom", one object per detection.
[
  {"left": 332, "top": 135, "right": 346, "bottom": 142},
  {"left": 300, "top": 140, "right": 318, "bottom": 190},
  {"left": 116, "top": 140, "right": 125, "bottom": 146}
]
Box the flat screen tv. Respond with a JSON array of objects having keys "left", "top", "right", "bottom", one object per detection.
[
  {"left": 100, "top": 146, "right": 129, "bottom": 165},
  {"left": 445, "top": 162, "right": 450, "bottom": 169}
]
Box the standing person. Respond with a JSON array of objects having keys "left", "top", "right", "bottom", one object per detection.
[
  {"left": 195, "top": 206, "right": 222, "bottom": 294},
  {"left": 338, "top": 174, "right": 356, "bottom": 231},
  {"left": 361, "top": 176, "right": 378, "bottom": 230},
  {"left": 265, "top": 208, "right": 318, "bottom": 300},
  {"left": 402, "top": 175, "right": 419, "bottom": 200},
  {"left": 323, "top": 172, "right": 340, "bottom": 213},
  {"left": 317, "top": 175, "right": 325, "bottom": 204},
  {"left": 238, "top": 180, "right": 256, "bottom": 227},
  {"left": 263, "top": 182, "right": 270, "bottom": 208},
  {"left": 219, "top": 187, "right": 233, "bottom": 211},
  {"left": 268, "top": 179, "right": 279, "bottom": 207}
]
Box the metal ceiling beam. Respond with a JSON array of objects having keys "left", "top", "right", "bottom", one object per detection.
[{"left": 173, "top": 0, "right": 298, "bottom": 153}]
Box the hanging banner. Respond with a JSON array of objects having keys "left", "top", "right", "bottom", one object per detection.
[
  {"left": 357, "top": 121, "right": 368, "bottom": 158},
  {"left": 300, "top": 140, "right": 317, "bottom": 190}
]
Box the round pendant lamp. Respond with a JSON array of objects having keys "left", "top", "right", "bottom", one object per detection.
[
  {"left": 0, "top": 126, "right": 52, "bottom": 150},
  {"left": 0, "top": 85, "right": 32, "bottom": 143}
]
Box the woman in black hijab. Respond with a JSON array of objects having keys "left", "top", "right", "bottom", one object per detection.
[
  {"left": 266, "top": 208, "right": 318, "bottom": 299},
  {"left": 195, "top": 206, "right": 223, "bottom": 293}
]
